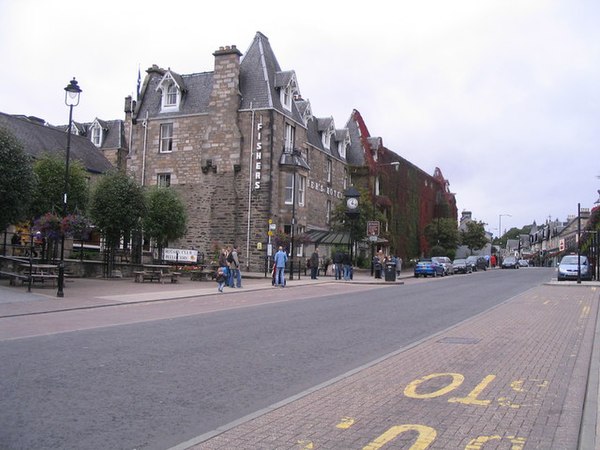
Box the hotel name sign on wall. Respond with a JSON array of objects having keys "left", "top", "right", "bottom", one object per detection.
[
  {"left": 254, "top": 122, "right": 263, "bottom": 190},
  {"left": 308, "top": 180, "right": 344, "bottom": 199}
]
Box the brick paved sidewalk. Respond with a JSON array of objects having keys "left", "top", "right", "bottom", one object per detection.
[{"left": 175, "top": 284, "right": 599, "bottom": 450}]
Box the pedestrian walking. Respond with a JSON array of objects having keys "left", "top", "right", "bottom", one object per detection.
[
  {"left": 218, "top": 248, "right": 229, "bottom": 291},
  {"left": 396, "top": 256, "right": 403, "bottom": 276},
  {"left": 231, "top": 245, "right": 242, "bottom": 288},
  {"left": 215, "top": 266, "right": 227, "bottom": 293},
  {"left": 342, "top": 251, "right": 352, "bottom": 280},
  {"left": 333, "top": 250, "right": 343, "bottom": 280},
  {"left": 310, "top": 247, "right": 320, "bottom": 280},
  {"left": 273, "top": 246, "right": 288, "bottom": 287}
]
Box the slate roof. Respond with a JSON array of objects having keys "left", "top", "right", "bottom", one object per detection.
[
  {"left": 56, "top": 119, "right": 125, "bottom": 150},
  {"left": 239, "top": 32, "right": 304, "bottom": 126},
  {"left": 132, "top": 32, "right": 349, "bottom": 163},
  {"left": 0, "top": 112, "right": 114, "bottom": 174},
  {"left": 135, "top": 66, "right": 213, "bottom": 119}
]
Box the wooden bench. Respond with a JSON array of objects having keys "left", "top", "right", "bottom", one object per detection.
[{"left": 134, "top": 271, "right": 163, "bottom": 283}]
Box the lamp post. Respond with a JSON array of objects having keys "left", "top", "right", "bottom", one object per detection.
[
  {"left": 498, "top": 214, "right": 511, "bottom": 255},
  {"left": 577, "top": 202, "right": 581, "bottom": 284},
  {"left": 57, "top": 78, "right": 82, "bottom": 298}
]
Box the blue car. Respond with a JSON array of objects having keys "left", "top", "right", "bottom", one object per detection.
[{"left": 414, "top": 258, "right": 445, "bottom": 277}]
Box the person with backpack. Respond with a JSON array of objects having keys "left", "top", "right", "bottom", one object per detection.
[{"left": 229, "top": 245, "right": 242, "bottom": 288}]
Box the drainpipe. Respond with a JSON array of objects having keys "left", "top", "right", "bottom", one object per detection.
[
  {"left": 245, "top": 105, "right": 254, "bottom": 270},
  {"left": 141, "top": 111, "right": 149, "bottom": 186}
]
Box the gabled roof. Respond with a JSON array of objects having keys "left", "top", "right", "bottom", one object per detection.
[
  {"left": 0, "top": 112, "right": 114, "bottom": 174},
  {"left": 239, "top": 32, "right": 304, "bottom": 124},
  {"left": 135, "top": 66, "right": 213, "bottom": 119},
  {"left": 56, "top": 118, "right": 125, "bottom": 150}
]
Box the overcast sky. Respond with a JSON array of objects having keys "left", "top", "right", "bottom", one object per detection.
[{"left": 2, "top": 0, "right": 599, "bottom": 236}]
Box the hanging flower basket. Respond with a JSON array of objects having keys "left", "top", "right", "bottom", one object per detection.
[
  {"left": 61, "top": 214, "right": 93, "bottom": 239},
  {"left": 33, "top": 212, "right": 62, "bottom": 240}
]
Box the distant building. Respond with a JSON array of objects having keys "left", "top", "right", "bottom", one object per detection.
[{"left": 0, "top": 112, "right": 115, "bottom": 176}]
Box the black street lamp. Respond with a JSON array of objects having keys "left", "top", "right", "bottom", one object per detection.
[{"left": 57, "top": 78, "right": 82, "bottom": 297}]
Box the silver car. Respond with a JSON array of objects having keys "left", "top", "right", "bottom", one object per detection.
[
  {"left": 432, "top": 256, "right": 454, "bottom": 275},
  {"left": 557, "top": 255, "right": 592, "bottom": 281}
]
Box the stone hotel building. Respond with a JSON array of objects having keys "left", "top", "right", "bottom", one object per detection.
[{"left": 124, "top": 32, "right": 457, "bottom": 271}]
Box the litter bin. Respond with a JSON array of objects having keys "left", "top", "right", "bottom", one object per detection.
[{"left": 385, "top": 262, "right": 396, "bottom": 282}]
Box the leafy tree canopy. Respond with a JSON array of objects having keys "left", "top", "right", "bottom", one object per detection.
[
  {"left": 424, "top": 217, "right": 459, "bottom": 255},
  {"left": 142, "top": 187, "right": 187, "bottom": 249},
  {"left": 31, "top": 154, "right": 89, "bottom": 218},
  {"left": 89, "top": 171, "right": 145, "bottom": 245},
  {"left": 460, "top": 220, "right": 488, "bottom": 254},
  {"left": 0, "top": 127, "right": 36, "bottom": 230}
]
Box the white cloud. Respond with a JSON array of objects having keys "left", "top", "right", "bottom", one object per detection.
[{"left": 1, "top": 0, "right": 599, "bottom": 234}]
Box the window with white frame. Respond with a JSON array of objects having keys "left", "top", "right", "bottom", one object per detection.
[
  {"left": 284, "top": 172, "right": 294, "bottom": 204},
  {"left": 282, "top": 84, "right": 293, "bottom": 110},
  {"left": 375, "top": 175, "right": 381, "bottom": 195},
  {"left": 165, "top": 83, "right": 178, "bottom": 106},
  {"left": 337, "top": 140, "right": 346, "bottom": 159},
  {"left": 284, "top": 123, "right": 295, "bottom": 152},
  {"left": 322, "top": 129, "right": 331, "bottom": 149},
  {"left": 298, "top": 175, "right": 306, "bottom": 206},
  {"left": 326, "top": 159, "right": 332, "bottom": 184},
  {"left": 157, "top": 72, "right": 181, "bottom": 113},
  {"left": 160, "top": 123, "right": 173, "bottom": 153},
  {"left": 326, "top": 200, "right": 332, "bottom": 224},
  {"left": 343, "top": 168, "right": 348, "bottom": 190},
  {"left": 157, "top": 173, "right": 171, "bottom": 187},
  {"left": 91, "top": 124, "right": 102, "bottom": 147}
]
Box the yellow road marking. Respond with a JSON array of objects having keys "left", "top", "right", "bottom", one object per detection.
[
  {"left": 404, "top": 373, "right": 464, "bottom": 399},
  {"left": 448, "top": 375, "right": 495, "bottom": 406},
  {"left": 363, "top": 424, "right": 436, "bottom": 450},
  {"left": 336, "top": 417, "right": 355, "bottom": 429}
]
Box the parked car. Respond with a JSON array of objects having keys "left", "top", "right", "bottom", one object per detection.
[
  {"left": 432, "top": 256, "right": 454, "bottom": 275},
  {"left": 501, "top": 256, "right": 519, "bottom": 269},
  {"left": 453, "top": 258, "right": 472, "bottom": 274},
  {"left": 557, "top": 254, "right": 592, "bottom": 281},
  {"left": 466, "top": 255, "right": 487, "bottom": 271},
  {"left": 414, "top": 258, "right": 445, "bottom": 277},
  {"left": 518, "top": 259, "right": 529, "bottom": 267}
]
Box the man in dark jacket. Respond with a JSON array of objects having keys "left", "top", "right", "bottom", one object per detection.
[
  {"left": 333, "top": 250, "right": 344, "bottom": 279},
  {"left": 310, "top": 247, "right": 320, "bottom": 280}
]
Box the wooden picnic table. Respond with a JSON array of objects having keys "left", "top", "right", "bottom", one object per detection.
[
  {"left": 189, "top": 265, "right": 218, "bottom": 281},
  {"left": 19, "top": 263, "right": 59, "bottom": 287}
]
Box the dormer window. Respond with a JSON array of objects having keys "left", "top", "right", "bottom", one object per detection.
[
  {"left": 275, "top": 71, "right": 299, "bottom": 112},
  {"left": 91, "top": 123, "right": 102, "bottom": 147},
  {"left": 282, "top": 84, "right": 293, "bottom": 110},
  {"left": 156, "top": 71, "right": 183, "bottom": 113}
]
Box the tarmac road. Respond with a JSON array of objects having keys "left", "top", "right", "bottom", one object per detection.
[{"left": 0, "top": 267, "right": 598, "bottom": 450}]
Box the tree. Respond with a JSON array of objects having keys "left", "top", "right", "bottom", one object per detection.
[
  {"left": 0, "top": 127, "right": 36, "bottom": 230},
  {"left": 142, "top": 187, "right": 187, "bottom": 260},
  {"left": 331, "top": 188, "right": 387, "bottom": 244},
  {"left": 424, "top": 218, "right": 459, "bottom": 257},
  {"left": 89, "top": 171, "right": 145, "bottom": 250},
  {"left": 460, "top": 220, "right": 488, "bottom": 255},
  {"left": 31, "top": 154, "right": 89, "bottom": 218}
]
